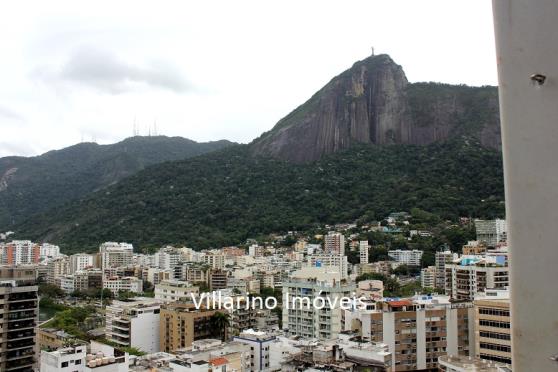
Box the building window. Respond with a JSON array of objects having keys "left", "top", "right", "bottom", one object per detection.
[{"left": 62, "top": 362, "right": 69, "bottom": 368}]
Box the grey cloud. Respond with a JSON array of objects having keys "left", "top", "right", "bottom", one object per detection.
[{"left": 34, "top": 46, "right": 191, "bottom": 94}]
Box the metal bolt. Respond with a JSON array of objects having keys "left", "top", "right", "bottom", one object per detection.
[{"left": 531, "top": 73, "right": 546, "bottom": 85}]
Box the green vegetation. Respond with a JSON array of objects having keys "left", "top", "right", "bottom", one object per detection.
[
  {"left": 99, "top": 339, "right": 146, "bottom": 356},
  {"left": 356, "top": 273, "right": 427, "bottom": 298},
  {"left": 41, "top": 306, "right": 97, "bottom": 340},
  {"left": 0, "top": 136, "right": 235, "bottom": 228},
  {"left": 14, "top": 139, "right": 503, "bottom": 253}
]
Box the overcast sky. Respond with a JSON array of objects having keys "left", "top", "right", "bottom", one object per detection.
[{"left": 0, "top": 0, "right": 497, "bottom": 157}]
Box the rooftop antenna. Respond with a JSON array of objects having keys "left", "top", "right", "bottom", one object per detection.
[
  {"left": 371, "top": 46, "right": 375, "bottom": 56},
  {"left": 133, "top": 116, "right": 139, "bottom": 136},
  {"left": 153, "top": 119, "right": 158, "bottom": 136}
]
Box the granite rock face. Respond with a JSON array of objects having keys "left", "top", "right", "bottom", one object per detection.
[{"left": 251, "top": 54, "right": 500, "bottom": 163}]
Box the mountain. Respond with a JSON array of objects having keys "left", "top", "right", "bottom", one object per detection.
[
  {"left": 7, "top": 54, "right": 505, "bottom": 252},
  {"left": 0, "top": 136, "right": 235, "bottom": 228},
  {"left": 12, "top": 139, "right": 504, "bottom": 253},
  {"left": 251, "top": 54, "right": 500, "bottom": 163}
]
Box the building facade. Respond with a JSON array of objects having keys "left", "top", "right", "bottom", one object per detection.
[
  {"left": 474, "top": 289, "right": 512, "bottom": 366},
  {"left": 159, "top": 303, "right": 217, "bottom": 352},
  {"left": 388, "top": 249, "right": 423, "bottom": 266},
  {"left": 0, "top": 266, "right": 39, "bottom": 372}
]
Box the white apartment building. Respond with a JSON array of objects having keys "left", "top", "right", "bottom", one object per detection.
[
  {"left": 202, "top": 252, "right": 225, "bottom": 270},
  {"left": 99, "top": 242, "right": 133, "bottom": 270},
  {"left": 474, "top": 219, "right": 507, "bottom": 247},
  {"left": 155, "top": 247, "right": 182, "bottom": 270},
  {"left": 282, "top": 269, "right": 355, "bottom": 341},
  {"left": 248, "top": 244, "right": 265, "bottom": 258},
  {"left": 70, "top": 253, "right": 94, "bottom": 273},
  {"left": 435, "top": 250, "right": 459, "bottom": 288},
  {"left": 233, "top": 330, "right": 275, "bottom": 371},
  {"left": 445, "top": 257, "right": 509, "bottom": 301},
  {"left": 420, "top": 266, "right": 436, "bottom": 288},
  {"left": 324, "top": 232, "right": 345, "bottom": 255},
  {"left": 134, "top": 254, "right": 155, "bottom": 267},
  {"left": 40, "top": 243, "right": 61, "bottom": 260},
  {"left": 359, "top": 240, "right": 369, "bottom": 264},
  {"left": 306, "top": 253, "right": 349, "bottom": 279},
  {"left": 58, "top": 275, "right": 76, "bottom": 294},
  {"left": 40, "top": 344, "right": 87, "bottom": 372},
  {"left": 388, "top": 249, "right": 423, "bottom": 266},
  {"left": 154, "top": 280, "right": 199, "bottom": 302},
  {"left": 103, "top": 276, "right": 143, "bottom": 295},
  {"left": 105, "top": 298, "right": 163, "bottom": 353}
]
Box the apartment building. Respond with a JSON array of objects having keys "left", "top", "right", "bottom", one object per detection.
[
  {"left": 168, "top": 339, "right": 251, "bottom": 372},
  {"left": 233, "top": 330, "right": 275, "bottom": 371},
  {"left": 0, "top": 240, "right": 40, "bottom": 265},
  {"left": 154, "top": 247, "right": 182, "bottom": 270},
  {"left": 345, "top": 294, "right": 475, "bottom": 371},
  {"left": 324, "top": 232, "right": 345, "bottom": 255},
  {"left": 474, "top": 219, "right": 507, "bottom": 247},
  {"left": 435, "top": 251, "right": 459, "bottom": 289},
  {"left": 474, "top": 289, "right": 512, "bottom": 366},
  {"left": 46, "top": 257, "right": 70, "bottom": 285},
  {"left": 144, "top": 267, "right": 173, "bottom": 285},
  {"left": 99, "top": 242, "right": 133, "bottom": 270},
  {"left": 462, "top": 241, "right": 487, "bottom": 255},
  {"left": 154, "top": 280, "right": 199, "bottom": 302},
  {"left": 159, "top": 303, "right": 217, "bottom": 352},
  {"left": 438, "top": 355, "right": 511, "bottom": 371},
  {"left": 248, "top": 244, "right": 265, "bottom": 258},
  {"left": 282, "top": 270, "right": 355, "bottom": 341},
  {"left": 445, "top": 257, "right": 509, "bottom": 301},
  {"left": 306, "top": 253, "right": 349, "bottom": 279},
  {"left": 69, "top": 254, "right": 94, "bottom": 273},
  {"left": 175, "top": 264, "right": 209, "bottom": 284},
  {"left": 106, "top": 297, "right": 163, "bottom": 353},
  {"left": 103, "top": 276, "right": 143, "bottom": 295},
  {"left": 39, "top": 243, "right": 61, "bottom": 260},
  {"left": 209, "top": 270, "right": 227, "bottom": 291},
  {"left": 359, "top": 240, "right": 369, "bottom": 264},
  {"left": 227, "top": 277, "right": 260, "bottom": 294},
  {"left": 202, "top": 252, "right": 225, "bottom": 270},
  {"left": 420, "top": 266, "right": 436, "bottom": 288},
  {"left": 40, "top": 343, "right": 87, "bottom": 372},
  {"left": 388, "top": 249, "right": 423, "bottom": 266},
  {"left": 358, "top": 261, "right": 397, "bottom": 277},
  {"left": 0, "top": 266, "right": 39, "bottom": 372}
]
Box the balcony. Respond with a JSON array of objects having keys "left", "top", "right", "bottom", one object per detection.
[
  {"left": 8, "top": 302, "right": 37, "bottom": 312},
  {"left": 6, "top": 349, "right": 35, "bottom": 361},
  {"left": 7, "top": 319, "right": 35, "bottom": 331},
  {"left": 8, "top": 293, "right": 37, "bottom": 302},
  {"left": 6, "top": 339, "right": 35, "bottom": 350},
  {"left": 7, "top": 312, "right": 36, "bottom": 321},
  {"left": 6, "top": 330, "right": 35, "bottom": 341},
  {"left": 5, "top": 355, "right": 35, "bottom": 371}
]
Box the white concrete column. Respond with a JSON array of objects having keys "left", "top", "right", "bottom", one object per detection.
[{"left": 493, "top": 1, "right": 558, "bottom": 369}]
